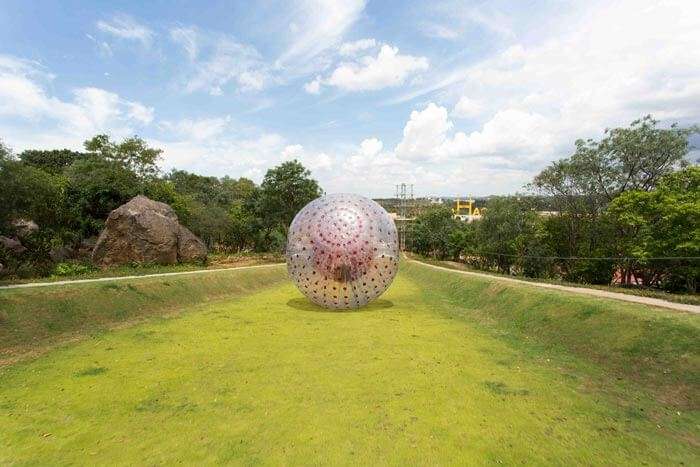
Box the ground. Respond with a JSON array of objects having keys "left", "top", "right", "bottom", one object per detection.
[{"left": 0, "top": 263, "right": 698, "bottom": 465}]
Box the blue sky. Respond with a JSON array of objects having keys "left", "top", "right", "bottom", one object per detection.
[{"left": 1, "top": 0, "right": 699, "bottom": 196}]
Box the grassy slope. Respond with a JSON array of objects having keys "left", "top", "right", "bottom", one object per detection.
[
  {"left": 403, "top": 261, "right": 699, "bottom": 409},
  {"left": 0, "top": 265, "right": 288, "bottom": 364},
  {"left": 0, "top": 263, "right": 698, "bottom": 464}
]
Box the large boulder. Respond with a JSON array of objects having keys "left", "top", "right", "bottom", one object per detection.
[
  {"left": 0, "top": 236, "right": 27, "bottom": 255},
  {"left": 92, "top": 195, "right": 207, "bottom": 267}
]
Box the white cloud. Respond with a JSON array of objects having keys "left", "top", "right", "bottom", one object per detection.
[
  {"left": 395, "top": 103, "right": 552, "bottom": 164},
  {"left": 359, "top": 137, "right": 382, "bottom": 156},
  {"left": 395, "top": 103, "right": 452, "bottom": 161},
  {"left": 281, "top": 144, "right": 333, "bottom": 171},
  {"left": 182, "top": 37, "right": 268, "bottom": 95},
  {"left": 452, "top": 96, "right": 482, "bottom": 118},
  {"left": 96, "top": 15, "right": 154, "bottom": 47},
  {"left": 86, "top": 33, "right": 113, "bottom": 57},
  {"left": 159, "top": 116, "right": 231, "bottom": 141},
  {"left": 282, "top": 144, "right": 304, "bottom": 158},
  {"left": 421, "top": 23, "right": 460, "bottom": 40},
  {"left": 277, "top": 0, "right": 367, "bottom": 67},
  {"left": 0, "top": 55, "right": 153, "bottom": 150},
  {"left": 391, "top": 0, "right": 700, "bottom": 175},
  {"left": 324, "top": 45, "right": 428, "bottom": 92},
  {"left": 153, "top": 131, "right": 287, "bottom": 180},
  {"left": 126, "top": 102, "right": 155, "bottom": 124},
  {"left": 339, "top": 38, "right": 376, "bottom": 56},
  {"left": 303, "top": 76, "right": 322, "bottom": 94},
  {"left": 170, "top": 27, "right": 198, "bottom": 60},
  {"left": 419, "top": 2, "right": 514, "bottom": 41}
]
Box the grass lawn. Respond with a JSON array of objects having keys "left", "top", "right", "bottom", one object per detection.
[{"left": 0, "top": 262, "right": 698, "bottom": 464}]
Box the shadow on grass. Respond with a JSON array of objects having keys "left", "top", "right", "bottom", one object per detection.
[{"left": 286, "top": 297, "right": 394, "bottom": 312}]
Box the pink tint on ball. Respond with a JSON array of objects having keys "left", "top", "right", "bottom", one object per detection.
[{"left": 286, "top": 194, "right": 399, "bottom": 309}]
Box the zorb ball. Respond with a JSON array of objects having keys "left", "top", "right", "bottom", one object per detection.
[{"left": 286, "top": 194, "right": 400, "bottom": 309}]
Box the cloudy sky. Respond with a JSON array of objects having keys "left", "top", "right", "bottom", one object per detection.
[{"left": 1, "top": 0, "right": 698, "bottom": 196}]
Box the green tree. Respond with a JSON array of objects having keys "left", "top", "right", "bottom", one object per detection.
[
  {"left": 224, "top": 202, "right": 257, "bottom": 252},
  {"left": 408, "top": 206, "right": 461, "bottom": 259},
  {"left": 0, "top": 139, "right": 10, "bottom": 161},
  {"left": 253, "top": 160, "right": 322, "bottom": 249},
  {"left": 19, "top": 149, "right": 88, "bottom": 175},
  {"left": 64, "top": 157, "right": 142, "bottom": 236},
  {"left": 84, "top": 134, "right": 162, "bottom": 179},
  {"left": 0, "top": 157, "right": 65, "bottom": 233},
  {"left": 531, "top": 116, "right": 698, "bottom": 283},
  {"left": 607, "top": 166, "right": 700, "bottom": 292},
  {"left": 475, "top": 197, "right": 551, "bottom": 275}
]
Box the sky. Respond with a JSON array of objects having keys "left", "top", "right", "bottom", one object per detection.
[{"left": 1, "top": 0, "right": 699, "bottom": 197}]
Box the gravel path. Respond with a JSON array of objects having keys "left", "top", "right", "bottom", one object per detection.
[
  {"left": 410, "top": 258, "right": 700, "bottom": 314},
  {"left": 0, "top": 263, "right": 285, "bottom": 290}
]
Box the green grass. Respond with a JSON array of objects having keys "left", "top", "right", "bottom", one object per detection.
[
  {"left": 0, "top": 262, "right": 698, "bottom": 464},
  {"left": 0, "top": 264, "right": 287, "bottom": 364},
  {"left": 409, "top": 253, "right": 700, "bottom": 306}
]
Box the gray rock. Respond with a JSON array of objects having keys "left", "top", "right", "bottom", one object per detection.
[
  {"left": 50, "top": 245, "right": 74, "bottom": 262},
  {"left": 177, "top": 225, "right": 207, "bottom": 263},
  {"left": 11, "top": 219, "right": 39, "bottom": 239},
  {"left": 92, "top": 195, "right": 207, "bottom": 267},
  {"left": 0, "top": 236, "right": 27, "bottom": 255}
]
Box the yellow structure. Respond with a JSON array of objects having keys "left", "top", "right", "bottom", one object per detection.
[{"left": 453, "top": 197, "right": 481, "bottom": 217}]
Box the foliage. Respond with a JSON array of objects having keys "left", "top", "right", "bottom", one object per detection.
[
  {"left": 607, "top": 166, "right": 700, "bottom": 291},
  {"left": 473, "top": 197, "right": 549, "bottom": 275},
  {"left": 251, "top": 160, "right": 323, "bottom": 251},
  {"left": 0, "top": 156, "right": 66, "bottom": 233},
  {"left": 52, "top": 261, "right": 96, "bottom": 277},
  {"left": 408, "top": 206, "right": 462, "bottom": 259},
  {"left": 64, "top": 156, "right": 142, "bottom": 237},
  {"left": 84, "top": 134, "right": 162, "bottom": 179},
  {"left": 19, "top": 149, "right": 87, "bottom": 174}
]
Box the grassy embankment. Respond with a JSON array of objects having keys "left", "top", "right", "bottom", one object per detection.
[
  {"left": 408, "top": 252, "right": 700, "bottom": 306},
  {"left": 0, "top": 260, "right": 698, "bottom": 464}
]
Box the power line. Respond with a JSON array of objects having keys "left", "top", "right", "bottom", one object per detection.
[{"left": 472, "top": 251, "right": 700, "bottom": 261}]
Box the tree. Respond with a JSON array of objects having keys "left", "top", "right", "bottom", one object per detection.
[
  {"left": 607, "top": 166, "right": 700, "bottom": 292},
  {"left": 0, "top": 139, "right": 10, "bottom": 161},
  {"left": 253, "top": 160, "right": 322, "bottom": 249},
  {"left": 531, "top": 116, "right": 698, "bottom": 283},
  {"left": 475, "top": 197, "right": 550, "bottom": 275},
  {"left": 224, "top": 202, "right": 257, "bottom": 252},
  {"left": 19, "top": 149, "right": 88, "bottom": 175},
  {"left": 64, "top": 157, "right": 142, "bottom": 236},
  {"left": 408, "top": 206, "right": 461, "bottom": 259},
  {"left": 0, "top": 157, "right": 65, "bottom": 233},
  {"left": 84, "top": 134, "right": 162, "bottom": 179}
]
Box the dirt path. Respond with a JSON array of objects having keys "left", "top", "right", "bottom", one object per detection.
[
  {"left": 409, "top": 258, "right": 700, "bottom": 314},
  {"left": 0, "top": 263, "right": 285, "bottom": 290}
]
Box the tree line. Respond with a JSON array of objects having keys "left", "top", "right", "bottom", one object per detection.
[
  {"left": 407, "top": 116, "right": 700, "bottom": 293},
  {"left": 0, "top": 135, "right": 322, "bottom": 277}
]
